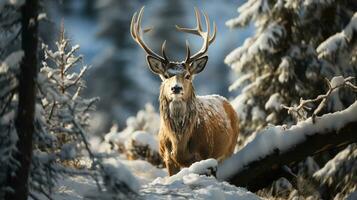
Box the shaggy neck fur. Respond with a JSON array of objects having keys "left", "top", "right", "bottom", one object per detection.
[{"left": 159, "top": 85, "right": 197, "bottom": 137}]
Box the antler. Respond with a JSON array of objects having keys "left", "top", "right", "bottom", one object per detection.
[
  {"left": 176, "top": 7, "right": 216, "bottom": 63},
  {"left": 130, "top": 7, "right": 169, "bottom": 63}
]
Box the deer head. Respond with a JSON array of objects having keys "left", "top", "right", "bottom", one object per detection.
[{"left": 130, "top": 7, "right": 216, "bottom": 102}]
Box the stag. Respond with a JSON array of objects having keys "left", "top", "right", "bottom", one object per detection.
[{"left": 131, "top": 7, "right": 239, "bottom": 175}]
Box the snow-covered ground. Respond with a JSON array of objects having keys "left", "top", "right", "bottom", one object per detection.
[{"left": 30, "top": 142, "right": 261, "bottom": 200}]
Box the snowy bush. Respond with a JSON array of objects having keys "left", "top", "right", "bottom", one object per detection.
[{"left": 105, "top": 103, "right": 163, "bottom": 167}]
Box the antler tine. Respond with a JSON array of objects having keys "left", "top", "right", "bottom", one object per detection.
[
  {"left": 130, "top": 11, "right": 138, "bottom": 39},
  {"left": 175, "top": 7, "right": 216, "bottom": 63},
  {"left": 175, "top": 7, "right": 202, "bottom": 36},
  {"left": 161, "top": 40, "right": 169, "bottom": 61},
  {"left": 195, "top": 7, "right": 203, "bottom": 32},
  {"left": 185, "top": 40, "right": 191, "bottom": 63},
  {"left": 210, "top": 22, "right": 217, "bottom": 44},
  {"left": 130, "top": 7, "right": 168, "bottom": 63}
]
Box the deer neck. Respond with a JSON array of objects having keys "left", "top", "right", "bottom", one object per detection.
[{"left": 159, "top": 89, "right": 198, "bottom": 139}]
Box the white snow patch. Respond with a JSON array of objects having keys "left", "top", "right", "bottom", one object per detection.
[
  {"left": 127, "top": 130, "right": 159, "bottom": 152},
  {"left": 317, "top": 13, "right": 357, "bottom": 59},
  {"left": 252, "top": 106, "right": 265, "bottom": 121},
  {"left": 278, "top": 57, "right": 291, "bottom": 83},
  {"left": 225, "top": 23, "right": 284, "bottom": 72},
  {"left": 330, "top": 76, "right": 345, "bottom": 88},
  {"left": 142, "top": 159, "right": 260, "bottom": 200},
  {"left": 102, "top": 158, "right": 141, "bottom": 192},
  {"left": 198, "top": 94, "right": 229, "bottom": 122},
  {"left": 313, "top": 144, "right": 355, "bottom": 180},
  {"left": 229, "top": 73, "right": 253, "bottom": 92},
  {"left": 226, "top": 0, "right": 269, "bottom": 28},
  {"left": 104, "top": 103, "right": 160, "bottom": 152},
  {"left": 265, "top": 93, "right": 283, "bottom": 111}
]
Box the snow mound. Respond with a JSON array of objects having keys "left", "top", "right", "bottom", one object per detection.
[
  {"left": 128, "top": 130, "right": 159, "bottom": 152},
  {"left": 105, "top": 103, "right": 160, "bottom": 152},
  {"left": 102, "top": 158, "right": 141, "bottom": 192},
  {"left": 141, "top": 159, "right": 260, "bottom": 200}
]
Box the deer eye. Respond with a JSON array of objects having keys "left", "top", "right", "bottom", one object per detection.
[{"left": 185, "top": 74, "right": 191, "bottom": 80}]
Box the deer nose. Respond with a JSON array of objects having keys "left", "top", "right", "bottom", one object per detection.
[{"left": 171, "top": 85, "right": 183, "bottom": 94}]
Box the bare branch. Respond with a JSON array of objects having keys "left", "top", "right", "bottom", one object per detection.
[{"left": 282, "top": 76, "right": 357, "bottom": 123}]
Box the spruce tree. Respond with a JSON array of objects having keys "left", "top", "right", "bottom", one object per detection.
[{"left": 226, "top": 0, "right": 357, "bottom": 144}]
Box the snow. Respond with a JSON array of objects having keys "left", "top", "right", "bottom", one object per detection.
[
  {"left": 142, "top": 159, "right": 260, "bottom": 200},
  {"left": 229, "top": 72, "right": 253, "bottom": 92},
  {"left": 231, "top": 93, "right": 249, "bottom": 122},
  {"left": 0, "top": 50, "right": 24, "bottom": 73},
  {"left": 265, "top": 93, "right": 283, "bottom": 111},
  {"left": 102, "top": 158, "right": 141, "bottom": 192},
  {"left": 120, "top": 159, "right": 167, "bottom": 185},
  {"left": 226, "top": 0, "right": 269, "bottom": 28},
  {"left": 225, "top": 23, "right": 284, "bottom": 72},
  {"left": 159, "top": 159, "right": 218, "bottom": 185},
  {"left": 317, "top": 12, "right": 357, "bottom": 59},
  {"left": 30, "top": 148, "right": 260, "bottom": 200},
  {"left": 127, "top": 130, "right": 159, "bottom": 152},
  {"left": 30, "top": 175, "right": 98, "bottom": 200},
  {"left": 330, "top": 75, "right": 345, "bottom": 88},
  {"left": 218, "top": 100, "right": 357, "bottom": 180},
  {"left": 251, "top": 106, "right": 265, "bottom": 121},
  {"left": 197, "top": 94, "right": 231, "bottom": 126},
  {"left": 142, "top": 173, "right": 260, "bottom": 200},
  {"left": 278, "top": 57, "right": 291, "bottom": 83},
  {"left": 313, "top": 144, "right": 355, "bottom": 181},
  {"left": 104, "top": 103, "right": 160, "bottom": 153},
  {"left": 37, "top": 13, "right": 47, "bottom": 21}
]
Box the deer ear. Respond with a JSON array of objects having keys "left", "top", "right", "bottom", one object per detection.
[
  {"left": 190, "top": 56, "right": 208, "bottom": 74},
  {"left": 147, "top": 55, "right": 166, "bottom": 75}
]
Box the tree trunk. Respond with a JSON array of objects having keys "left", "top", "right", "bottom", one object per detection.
[
  {"left": 221, "top": 121, "right": 357, "bottom": 192},
  {"left": 5, "top": 0, "right": 38, "bottom": 199}
]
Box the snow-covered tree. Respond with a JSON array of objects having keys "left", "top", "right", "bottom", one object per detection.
[
  {"left": 30, "top": 24, "right": 137, "bottom": 199},
  {"left": 225, "top": 1, "right": 357, "bottom": 198},
  {"left": 31, "top": 22, "right": 96, "bottom": 195},
  {"left": 0, "top": 1, "right": 37, "bottom": 199},
  {"left": 226, "top": 0, "right": 357, "bottom": 144}
]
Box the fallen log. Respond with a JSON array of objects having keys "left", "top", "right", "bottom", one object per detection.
[{"left": 217, "top": 101, "right": 357, "bottom": 192}]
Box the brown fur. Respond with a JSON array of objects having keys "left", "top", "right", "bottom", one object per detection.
[{"left": 158, "top": 76, "right": 239, "bottom": 175}]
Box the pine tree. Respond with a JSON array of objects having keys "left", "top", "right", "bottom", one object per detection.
[
  {"left": 30, "top": 24, "right": 137, "bottom": 199},
  {"left": 226, "top": 0, "right": 357, "bottom": 145},
  {"left": 226, "top": 0, "right": 357, "bottom": 199}
]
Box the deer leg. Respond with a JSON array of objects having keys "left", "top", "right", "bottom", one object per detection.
[{"left": 166, "top": 158, "right": 180, "bottom": 176}]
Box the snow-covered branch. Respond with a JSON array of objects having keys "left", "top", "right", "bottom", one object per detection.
[{"left": 218, "top": 100, "right": 357, "bottom": 191}]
